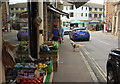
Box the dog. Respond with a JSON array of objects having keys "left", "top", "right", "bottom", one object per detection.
[{"left": 70, "top": 40, "right": 84, "bottom": 52}]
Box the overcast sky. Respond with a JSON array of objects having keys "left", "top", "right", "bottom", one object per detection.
[{"left": 9, "top": 0, "right": 104, "bottom": 4}]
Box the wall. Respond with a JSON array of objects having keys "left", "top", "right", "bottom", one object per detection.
[
  {"left": 106, "top": 1, "right": 114, "bottom": 28},
  {"left": 38, "top": 1, "right": 44, "bottom": 58}
]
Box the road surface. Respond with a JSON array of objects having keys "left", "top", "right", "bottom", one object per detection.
[{"left": 66, "top": 31, "right": 118, "bottom": 83}]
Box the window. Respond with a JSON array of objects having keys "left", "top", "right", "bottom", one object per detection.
[
  {"left": 100, "top": 8, "right": 102, "bottom": 11},
  {"left": 66, "top": 6, "right": 68, "bottom": 10},
  {"left": 86, "top": 7, "right": 87, "bottom": 10},
  {"left": 99, "top": 14, "right": 102, "bottom": 17},
  {"left": 81, "top": 13, "right": 83, "bottom": 17},
  {"left": 89, "top": 7, "right": 92, "bottom": 11},
  {"left": 64, "top": 6, "right": 66, "bottom": 10},
  {"left": 81, "top": 7, "right": 83, "bottom": 10},
  {"left": 70, "top": 5, "right": 74, "bottom": 10},
  {"left": 16, "top": 8, "right": 18, "bottom": 10},
  {"left": 70, "top": 12, "right": 74, "bottom": 17},
  {"left": 95, "top": 8, "right": 97, "bottom": 11},
  {"left": 94, "top": 14, "right": 97, "bottom": 17},
  {"left": 86, "top": 13, "right": 87, "bottom": 17},
  {"left": 21, "top": 8, "right": 24, "bottom": 10},
  {"left": 89, "top": 14, "right": 92, "bottom": 17},
  {"left": 11, "top": 8, "right": 14, "bottom": 10}
]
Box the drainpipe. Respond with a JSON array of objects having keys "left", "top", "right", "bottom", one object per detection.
[
  {"left": 27, "top": 0, "right": 32, "bottom": 57},
  {"left": 0, "top": 2, "right": 2, "bottom": 83}
]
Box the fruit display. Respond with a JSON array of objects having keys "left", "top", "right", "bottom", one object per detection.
[{"left": 5, "top": 57, "right": 53, "bottom": 84}]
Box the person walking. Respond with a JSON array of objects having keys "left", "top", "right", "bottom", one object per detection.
[
  {"left": 51, "top": 25, "right": 60, "bottom": 41},
  {"left": 61, "top": 26, "right": 64, "bottom": 43}
]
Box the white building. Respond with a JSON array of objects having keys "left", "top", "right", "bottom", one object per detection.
[
  {"left": 61, "top": 2, "right": 103, "bottom": 27},
  {"left": 10, "top": 3, "right": 27, "bottom": 19}
]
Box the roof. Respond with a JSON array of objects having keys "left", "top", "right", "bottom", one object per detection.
[
  {"left": 83, "top": 2, "right": 103, "bottom": 8},
  {"left": 10, "top": 3, "right": 27, "bottom": 8}
]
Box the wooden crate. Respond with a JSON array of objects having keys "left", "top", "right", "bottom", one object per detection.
[{"left": 43, "top": 41, "right": 53, "bottom": 45}]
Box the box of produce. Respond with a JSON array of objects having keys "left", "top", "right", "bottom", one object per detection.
[{"left": 40, "top": 41, "right": 59, "bottom": 54}]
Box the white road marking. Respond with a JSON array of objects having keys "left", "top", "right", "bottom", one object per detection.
[
  {"left": 79, "top": 50, "right": 99, "bottom": 83},
  {"left": 97, "top": 40, "right": 110, "bottom": 45}
]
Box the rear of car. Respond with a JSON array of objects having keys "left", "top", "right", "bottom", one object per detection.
[
  {"left": 107, "top": 48, "right": 120, "bottom": 84},
  {"left": 70, "top": 28, "right": 90, "bottom": 41},
  {"left": 63, "top": 27, "right": 71, "bottom": 35},
  {"left": 17, "top": 27, "right": 28, "bottom": 41}
]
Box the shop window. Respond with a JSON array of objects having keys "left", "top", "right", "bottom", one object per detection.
[{"left": 70, "top": 12, "right": 74, "bottom": 17}]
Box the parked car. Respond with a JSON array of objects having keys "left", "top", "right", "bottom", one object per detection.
[
  {"left": 17, "top": 27, "right": 28, "bottom": 41},
  {"left": 69, "top": 27, "right": 90, "bottom": 41},
  {"left": 107, "top": 48, "right": 120, "bottom": 84},
  {"left": 63, "top": 27, "right": 71, "bottom": 35}
]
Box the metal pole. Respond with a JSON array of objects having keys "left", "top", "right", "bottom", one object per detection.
[{"left": 27, "top": 0, "right": 32, "bottom": 56}]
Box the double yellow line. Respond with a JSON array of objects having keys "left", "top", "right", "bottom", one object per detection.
[{"left": 83, "top": 47, "right": 107, "bottom": 82}]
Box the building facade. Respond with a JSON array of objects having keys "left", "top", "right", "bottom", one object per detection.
[
  {"left": 61, "top": 2, "right": 103, "bottom": 27},
  {"left": 112, "top": 1, "right": 120, "bottom": 35},
  {"left": 10, "top": 3, "right": 27, "bottom": 19}
]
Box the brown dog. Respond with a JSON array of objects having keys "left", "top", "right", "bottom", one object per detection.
[{"left": 70, "top": 40, "right": 84, "bottom": 52}]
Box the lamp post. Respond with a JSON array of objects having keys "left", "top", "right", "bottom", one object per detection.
[{"left": 103, "top": 0, "right": 105, "bottom": 32}]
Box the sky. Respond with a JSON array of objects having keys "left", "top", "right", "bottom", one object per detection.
[{"left": 9, "top": 0, "right": 104, "bottom": 4}]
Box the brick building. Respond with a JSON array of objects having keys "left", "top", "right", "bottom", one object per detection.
[{"left": 106, "top": 0, "right": 114, "bottom": 30}]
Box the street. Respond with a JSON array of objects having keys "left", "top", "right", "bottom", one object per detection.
[{"left": 67, "top": 31, "right": 118, "bottom": 83}]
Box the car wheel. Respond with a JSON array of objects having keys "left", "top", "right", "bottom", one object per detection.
[
  {"left": 107, "top": 67, "right": 116, "bottom": 84},
  {"left": 87, "top": 38, "right": 90, "bottom": 41}
]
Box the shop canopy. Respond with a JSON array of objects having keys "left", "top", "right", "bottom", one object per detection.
[
  {"left": 70, "top": 20, "right": 84, "bottom": 24},
  {"left": 63, "top": 0, "right": 90, "bottom": 8},
  {"left": 47, "top": 4, "right": 69, "bottom": 18},
  {"left": 89, "top": 19, "right": 100, "bottom": 24}
]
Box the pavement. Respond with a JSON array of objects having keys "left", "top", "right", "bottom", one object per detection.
[{"left": 53, "top": 36, "right": 98, "bottom": 83}]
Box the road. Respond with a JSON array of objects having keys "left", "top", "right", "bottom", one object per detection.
[
  {"left": 67, "top": 31, "right": 118, "bottom": 83},
  {"left": 3, "top": 30, "right": 20, "bottom": 45}
]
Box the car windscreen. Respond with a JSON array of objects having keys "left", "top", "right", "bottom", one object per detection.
[
  {"left": 73, "top": 28, "right": 86, "bottom": 31},
  {"left": 63, "top": 27, "right": 69, "bottom": 30}
]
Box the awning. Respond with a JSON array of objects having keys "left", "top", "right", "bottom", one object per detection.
[
  {"left": 48, "top": 5, "right": 69, "bottom": 18},
  {"left": 63, "top": 0, "right": 90, "bottom": 8}
]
